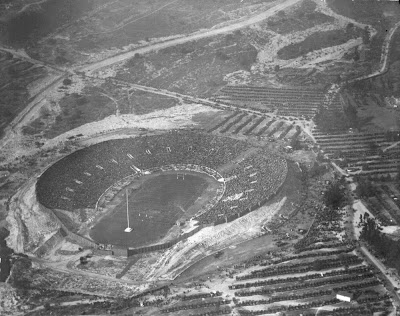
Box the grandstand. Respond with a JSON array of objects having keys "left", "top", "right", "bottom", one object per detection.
[{"left": 36, "top": 130, "right": 287, "bottom": 249}]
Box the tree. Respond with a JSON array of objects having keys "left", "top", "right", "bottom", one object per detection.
[
  {"left": 63, "top": 78, "right": 72, "bottom": 85},
  {"left": 356, "top": 179, "right": 374, "bottom": 198},
  {"left": 346, "top": 23, "right": 354, "bottom": 34},
  {"left": 324, "top": 182, "right": 346, "bottom": 210},
  {"left": 290, "top": 137, "right": 301, "bottom": 150},
  {"left": 344, "top": 103, "right": 358, "bottom": 128},
  {"left": 80, "top": 256, "right": 88, "bottom": 264},
  {"left": 353, "top": 47, "right": 360, "bottom": 62}
]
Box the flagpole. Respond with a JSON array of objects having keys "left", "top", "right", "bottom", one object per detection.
[
  {"left": 125, "top": 188, "right": 132, "bottom": 232},
  {"left": 126, "top": 188, "right": 129, "bottom": 228}
]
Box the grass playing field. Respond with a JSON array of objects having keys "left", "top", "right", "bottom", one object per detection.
[{"left": 90, "top": 173, "right": 209, "bottom": 247}]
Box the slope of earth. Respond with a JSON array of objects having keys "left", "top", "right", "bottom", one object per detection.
[
  {"left": 0, "top": 50, "right": 49, "bottom": 137},
  {"left": 15, "top": 74, "right": 182, "bottom": 140},
  {"left": 116, "top": 31, "right": 260, "bottom": 98},
  {"left": 277, "top": 27, "right": 362, "bottom": 60},
  {"left": 343, "top": 28, "right": 400, "bottom": 132},
  {"left": 351, "top": 28, "right": 400, "bottom": 98},
  {"left": 0, "top": 0, "right": 93, "bottom": 49},
  {"left": 327, "top": 0, "right": 400, "bottom": 70},
  {"left": 260, "top": 0, "right": 334, "bottom": 35},
  {"left": 21, "top": 0, "right": 277, "bottom": 65},
  {"left": 327, "top": 0, "right": 400, "bottom": 28},
  {"left": 112, "top": 0, "right": 372, "bottom": 92}
]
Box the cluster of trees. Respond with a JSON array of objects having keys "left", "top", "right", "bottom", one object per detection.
[
  {"left": 360, "top": 217, "right": 400, "bottom": 272},
  {"left": 321, "top": 303, "right": 390, "bottom": 316},
  {"left": 384, "top": 131, "right": 400, "bottom": 142},
  {"left": 232, "top": 265, "right": 369, "bottom": 289},
  {"left": 324, "top": 182, "right": 348, "bottom": 210},
  {"left": 236, "top": 290, "right": 332, "bottom": 306},
  {"left": 314, "top": 103, "right": 358, "bottom": 132},
  {"left": 235, "top": 266, "right": 368, "bottom": 296},
  {"left": 161, "top": 299, "right": 230, "bottom": 313},
  {"left": 298, "top": 241, "right": 351, "bottom": 253},
  {"left": 181, "top": 292, "right": 221, "bottom": 301},
  {"left": 355, "top": 179, "right": 375, "bottom": 198},
  {"left": 238, "top": 298, "right": 340, "bottom": 315},
  {"left": 334, "top": 279, "right": 380, "bottom": 293},
  {"left": 187, "top": 309, "right": 231, "bottom": 316},
  {"left": 262, "top": 246, "right": 354, "bottom": 267}
]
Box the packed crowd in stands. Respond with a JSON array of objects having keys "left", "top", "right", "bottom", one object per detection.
[
  {"left": 37, "top": 130, "right": 286, "bottom": 225},
  {"left": 196, "top": 151, "right": 287, "bottom": 224}
]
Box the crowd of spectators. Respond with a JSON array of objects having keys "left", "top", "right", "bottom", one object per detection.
[
  {"left": 37, "top": 130, "right": 286, "bottom": 226},
  {"left": 196, "top": 150, "right": 287, "bottom": 224}
]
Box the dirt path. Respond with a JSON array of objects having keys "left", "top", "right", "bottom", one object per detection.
[
  {"left": 77, "top": 0, "right": 302, "bottom": 74},
  {"left": 31, "top": 256, "right": 165, "bottom": 287},
  {"left": 93, "top": 0, "right": 181, "bottom": 36},
  {"left": 0, "top": 47, "right": 66, "bottom": 73},
  {"left": 383, "top": 141, "right": 400, "bottom": 152},
  {"left": 17, "top": 0, "right": 48, "bottom": 14}
]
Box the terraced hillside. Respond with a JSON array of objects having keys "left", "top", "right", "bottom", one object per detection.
[
  {"left": 207, "top": 111, "right": 301, "bottom": 142},
  {"left": 314, "top": 130, "right": 400, "bottom": 178},
  {"left": 214, "top": 85, "right": 326, "bottom": 119}
]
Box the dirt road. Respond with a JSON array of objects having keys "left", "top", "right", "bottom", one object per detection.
[
  {"left": 350, "top": 21, "right": 400, "bottom": 83},
  {"left": 360, "top": 246, "right": 400, "bottom": 301},
  {"left": 77, "top": 0, "right": 302, "bottom": 74}
]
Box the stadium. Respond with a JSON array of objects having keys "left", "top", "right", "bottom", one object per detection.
[{"left": 36, "top": 130, "right": 287, "bottom": 255}]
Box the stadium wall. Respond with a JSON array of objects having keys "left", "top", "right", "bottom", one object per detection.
[
  {"left": 37, "top": 201, "right": 97, "bottom": 249},
  {"left": 34, "top": 228, "right": 68, "bottom": 257},
  {"left": 127, "top": 225, "right": 204, "bottom": 256}
]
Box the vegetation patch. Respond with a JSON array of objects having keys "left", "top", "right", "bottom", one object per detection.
[
  {"left": 360, "top": 216, "right": 400, "bottom": 274},
  {"left": 117, "top": 31, "right": 258, "bottom": 97},
  {"left": 118, "top": 89, "right": 179, "bottom": 116},
  {"left": 327, "top": 0, "right": 400, "bottom": 28},
  {"left": 277, "top": 28, "right": 362, "bottom": 60},
  {"left": 3, "top": 0, "right": 93, "bottom": 47},
  {"left": 265, "top": 0, "right": 334, "bottom": 35},
  {"left": 327, "top": 0, "right": 400, "bottom": 68},
  {"left": 44, "top": 90, "right": 115, "bottom": 139},
  {"left": 0, "top": 52, "right": 47, "bottom": 138}
]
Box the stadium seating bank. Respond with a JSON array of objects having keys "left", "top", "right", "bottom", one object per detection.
[{"left": 35, "top": 131, "right": 287, "bottom": 257}]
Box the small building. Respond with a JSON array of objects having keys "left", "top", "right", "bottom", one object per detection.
[{"left": 336, "top": 291, "right": 353, "bottom": 302}]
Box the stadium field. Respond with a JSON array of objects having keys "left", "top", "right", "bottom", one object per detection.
[{"left": 90, "top": 173, "right": 211, "bottom": 247}]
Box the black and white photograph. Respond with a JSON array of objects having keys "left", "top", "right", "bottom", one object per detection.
[{"left": 0, "top": 0, "right": 400, "bottom": 315}]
